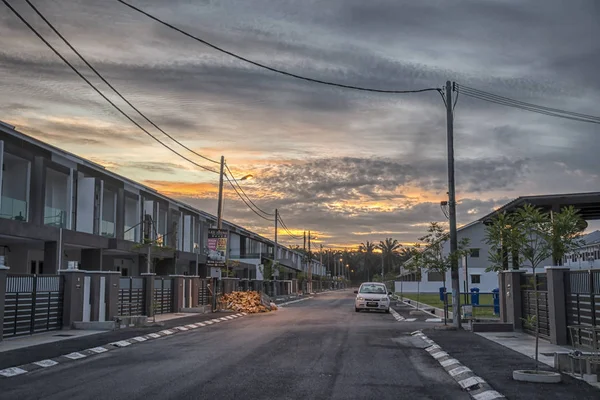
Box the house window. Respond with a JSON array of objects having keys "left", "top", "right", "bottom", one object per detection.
[
  {"left": 471, "top": 275, "right": 481, "bottom": 284},
  {"left": 470, "top": 248, "right": 480, "bottom": 258},
  {"left": 427, "top": 272, "right": 444, "bottom": 282}
]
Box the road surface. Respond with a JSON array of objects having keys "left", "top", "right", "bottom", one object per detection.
[{"left": 1, "top": 290, "right": 469, "bottom": 400}]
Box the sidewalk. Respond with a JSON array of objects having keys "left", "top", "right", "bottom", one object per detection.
[{"left": 425, "top": 328, "right": 599, "bottom": 399}]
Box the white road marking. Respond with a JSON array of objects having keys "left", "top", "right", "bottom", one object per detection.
[
  {"left": 426, "top": 318, "right": 442, "bottom": 322},
  {"left": 405, "top": 318, "right": 417, "bottom": 322},
  {"left": 458, "top": 376, "right": 485, "bottom": 390},
  {"left": 64, "top": 352, "right": 87, "bottom": 360},
  {"left": 89, "top": 347, "right": 109, "bottom": 353},
  {"left": 111, "top": 341, "right": 131, "bottom": 348},
  {"left": 432, "top": 351, "right": 449, "bottom": 359},
  {"left": 34, "top": 360, "right": 59, "bottom": 368},
  {"left": 0, "top": 367, "right": 27, "bottom": 377},
  {"left": 473, "top": 390, "right": 505, "bottom": 400},
  {"left": 148, "top": 333, "right": 161, "bottom": 338},
  {"left": 448, "top": 366, "right": 471, "bottom": 377},
  {"left": 440, "top": 358, "right": 460, "bottom": 368},
  {"left": 132, "top": 336, "right": 147, "bottom": 342},
  {"left": 175, "top": 326, "right": 189, "bottom": 331},
  {"left": 160, "top": 330, "right": 175, "bottom": 335}
]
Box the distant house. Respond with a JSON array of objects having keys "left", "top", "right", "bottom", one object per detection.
[{"left": 395, "top": 192, "right": 600, "bottom": 294}]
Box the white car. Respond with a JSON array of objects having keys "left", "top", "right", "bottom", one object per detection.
[{"left": 354, "top": 282, "right": 392, "bottom": 313}]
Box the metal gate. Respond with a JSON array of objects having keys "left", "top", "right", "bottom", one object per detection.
[
  {"left": 198, "top": 279, "right": 209, "bottom": 305},
  {"left": 153, "top": 277, "right": 173, "bottom": 314},
  {"left": 565, "top": 270, "right": 600, "bottom": 347},
  {"left": 3, "top": 275, "right": 64, "bottom": 338},
  {"left": 118, "top": 277, "right": 145, "bottom": 316},
  {"left": 520, "top": 274, "right": 550, "bottom": 340}
]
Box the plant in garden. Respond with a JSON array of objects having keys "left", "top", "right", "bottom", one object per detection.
[{"left": 484, "top": 204, "right": 584, "bottom": 373}]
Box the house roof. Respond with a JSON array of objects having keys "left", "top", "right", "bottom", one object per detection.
[{"left": 480, "top": 192, "right": 600, "bottom": 222}]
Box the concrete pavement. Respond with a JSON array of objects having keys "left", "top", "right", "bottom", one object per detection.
[{"left": 1, "top": 290, "right": 469, "bottom": 400}]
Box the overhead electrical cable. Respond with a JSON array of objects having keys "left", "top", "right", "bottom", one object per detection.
[
  {"left": 224, "top": 163, "right": 274, "bottom": 217},
  {"left": 117, "top": 0, "right": 441, "bottom": 95},
  {"left": 2, "top": 0, "right": 219, "bottom": 174},
  {"left": 24, "top": 0, "right": 220, "bottom": 165},
  {"left": 457, "top": 84, "right": 600, "bottom": 125},
  {"left": 223, "top": 174, "right": 274, "bottom": 222}
]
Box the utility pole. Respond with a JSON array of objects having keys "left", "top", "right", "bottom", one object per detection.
[
  {"left": 308, "top": 230, "right": 312, "bottom": 293},
  {"left": 274, "top": 208, "right": 278, "bottom": 269},
  {"left": 446, "top": 80, "right": 461, "bottom": 328},
  {"left": 217, "top": 155, "right": 225, "bottom": 229}
]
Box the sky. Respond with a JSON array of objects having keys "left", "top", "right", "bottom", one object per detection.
[{"left": 1, "top": 0, "right": 599, "bottom": 249}]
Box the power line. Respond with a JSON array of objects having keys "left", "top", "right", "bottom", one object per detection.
[
  {"left": 117, "top": 0, "right": 441, "bottom": 95},
  {"left": 277, "top": 215, "right": 303, "bottom": 240},
  {"left": 2, "top": 0, "right": 220, "bottom": 174},
  {"left": 457, "top": 84, "right": 600, "bottom": 125},
  {"left": 24, "top": 0, "right": 219, "bottom": 165},
  {"left": 223, "top": 173, "right": 273, "bottom": 221},
  {"left": 224, "top": 163, "right": 274, "bottom": 217}
]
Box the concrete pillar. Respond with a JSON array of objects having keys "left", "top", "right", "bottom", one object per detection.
[
  {"left": 142, "top": 273, "right": 156, "bottom": 318},
  {"left": 81, "top": 249, "right": 103, "bottom": 271},
  {"left": 498, "top": 272, "right": 507, "bottom": 323},
  {"left": 29, "top": 156, "right": 46, "bottom": 226},
  {"left": 90, "top": 273, "right": 101, "bottom": 321},
  {"left": 115, "top": 188, "right": 125, "bottom": 240},
  {"left": 105, "top": 272, "right": 120, "bottom": 320},
  {"left": 44, "top": 241, "right": 61, "bottom": 275},
  {"left": 0, "top": 266, "right": 9, "bottom": 343},
  {"left": 61, "top": 270, "right": 85, "bottom": 328},
  {"left": 546, "top": 267, "right": 569, "bottom": 345},
  {"left": 503, "top": 270, "right": 525, "bottom": 330},
  {"left": 170, "top": 275, "right": 185, "bottom": 312},
  {"left": 190, "top": 276, "right": 200, "bottom": 307}
]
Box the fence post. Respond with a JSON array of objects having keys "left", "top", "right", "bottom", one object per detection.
[
  {"left": 190, "top": 276, "right": 200, "bottom": 307},
  {"left": 503, "top": 270, "right": 525, "bottom": 330},
  {"left": 142, "top": 273, "right": 156, "bottom": 318},
  {"left": 104, "top": 272, "right": 120, "bottom": 321},
  {"left": 546, "top": 267, "right": 569, "bottom": 345},
  {"left": 498, "top": 272, "right": 507, "bottom": 323},
  {"left": 590, "top": 270, "right": 596, "bottom": 327},
  {"left": 0, "top": 266, "right": 9, "bottom": 342},
  {"left": 170, "top": 275, "right": 185, "bottom": 312},
  {"left": 61, "top": 270, "right": 86, "bottom": 328}
]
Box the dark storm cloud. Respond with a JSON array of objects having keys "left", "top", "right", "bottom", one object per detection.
[{"left": 1, "top": 0, "right": 599, "bottom": 247}]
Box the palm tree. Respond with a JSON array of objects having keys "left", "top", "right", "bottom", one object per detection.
[
  {"left": 377, "top": 238, "right": 402, "bottom": 276},
  {"left": 359, "top": 241, "right": 376, "bottom": 281}
]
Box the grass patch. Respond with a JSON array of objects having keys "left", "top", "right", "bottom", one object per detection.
[{"left": 398, "top": 293, "right": 499, "bottom": 318}]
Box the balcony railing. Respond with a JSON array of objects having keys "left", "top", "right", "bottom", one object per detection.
[
  {"left": 44, "top": 206, "right": 67, "bottom": 228},
  {"left": 0, "top": 196, "right": 28, "bottom": 221},
  {"left": 101, "top": 220, "right": 115, "bottom": 238}
]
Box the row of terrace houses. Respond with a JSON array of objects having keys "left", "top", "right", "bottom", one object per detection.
[{"left": 0, "top": 120, "right": 325, "bottom": 279}]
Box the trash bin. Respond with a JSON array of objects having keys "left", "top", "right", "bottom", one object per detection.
[
  {"left": 492, "top": 288, "right": 500, "bottom": 315},
  {"left": 439, "top": 286, "right": 447, "bottom": 302},
  {"left": 470, "top": 288, "right": 480, "bottom": 306}
]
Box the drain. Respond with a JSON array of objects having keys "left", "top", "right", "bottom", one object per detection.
[{"left": 53, "top": 334, "right": 75, "bottom": 337}]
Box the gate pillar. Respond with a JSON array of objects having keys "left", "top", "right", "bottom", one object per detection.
[
  {"left": 61, "top": 270, "right": 85, "bottom": 328},
  {"left": 502, "top": 270, "right": 525, "bottom": 330},
  {"left": 0, "top": 266, "right": 8, "bottom": 342},
  {"left": 546, "top": 267, "right": 569, "bottom": 345}
]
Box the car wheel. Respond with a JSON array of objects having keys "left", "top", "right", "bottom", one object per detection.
[
  {"left": 385, "top": 308, "right": 390, "bottom": 314},
  {"left": 355, "top": 307, "right": 360, "bottom": 312}
]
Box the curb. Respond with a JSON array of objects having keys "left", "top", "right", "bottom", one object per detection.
[
  {"left": 0, "top": 312, "right": 247, "bottom": 379},
  {"left": 277, "top": 297, "right": 314, "bottom": 307},
  {"left": 410, "top": 330, "right": 506, "bottom": 400}
]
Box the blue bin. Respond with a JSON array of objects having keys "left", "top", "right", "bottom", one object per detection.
[
  {"left": 439, "top": 287, "right": 447, "bottom": 302},
  {"left": 470, "top": 288, "right": 480, "bottom": 306},
  {"left": 492, "top": 288, "right": 500, "bottom": 315}
]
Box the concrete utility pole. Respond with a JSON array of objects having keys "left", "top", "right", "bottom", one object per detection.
[
  {"left": 308, "top": 230, "right": 312, "bottom": 293},
  {"left": 217, "top": 155, "right": 225, "bottom": 229},
  {"left": 274, "top": 208, "right": 278, "bottom": 269},
  {"left": 445, "top": 80, "right": 461, "bottom": 328}
]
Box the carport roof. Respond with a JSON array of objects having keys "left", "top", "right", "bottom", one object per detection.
[{"left": 480, "top": 192, "right": 600, "bottom": 222}]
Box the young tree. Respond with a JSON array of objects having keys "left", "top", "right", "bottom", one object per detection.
[
  {"left": 484, "top": 204, "right": 584, "bottom": 372},
  {"left": 418, "top": 222, "right": 470, "bottom": 292}
]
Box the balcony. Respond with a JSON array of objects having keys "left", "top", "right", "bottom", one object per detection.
[
  {"left": 0, "top": 196, "right": 28, "bottom": 221},
  {"left": 44, "top": 206, "right": 67, "bottom": 228},
  {"left": 101, "top": 220, "right": 115, "bottom": 238}
]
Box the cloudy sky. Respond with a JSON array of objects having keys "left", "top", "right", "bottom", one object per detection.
[{"left": 1, "top": 0, "right": 599, "bottom": 248}]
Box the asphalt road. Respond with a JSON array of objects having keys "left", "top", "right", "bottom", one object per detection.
[{"left": 0, "top": 290, "right": 469, "bottom": 400}]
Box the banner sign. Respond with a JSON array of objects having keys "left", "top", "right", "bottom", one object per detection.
[{"left": 207, "top": 228, "right": 228, "bottom": 267}]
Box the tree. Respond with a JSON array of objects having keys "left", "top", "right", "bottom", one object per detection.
[
  {"left": 484, "top": 204, "right": 584, "bottom": 372},
  {"left": 377, "top": 238, "right": 402, "bottom": 276},
  {"left": 418, "top": 222, "right": 470, "bottom": 292},
  {"left": 359, "top": 241, "right": 376, "bottom": 281}
]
